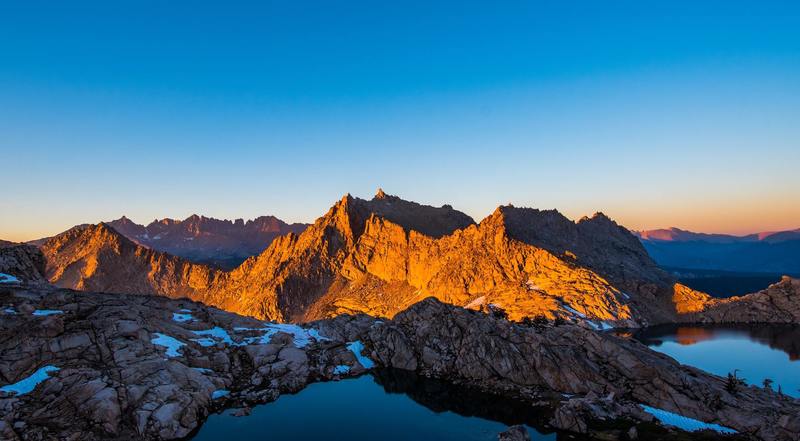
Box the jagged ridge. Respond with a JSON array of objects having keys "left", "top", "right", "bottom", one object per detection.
[
  {"left": 34, "top": 190, "right": 800, "bottom": 328},
  {"left": 107, "top": 213, "right": 308, "bottom": 269}
]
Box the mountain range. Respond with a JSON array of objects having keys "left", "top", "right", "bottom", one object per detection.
[
  {"left": 6, "top": 190, "right": 798, "bottom": 328},
  {"left": 3, "top": 193, "right": 800, "bottom": 441},
  {"left": 636, "top": 227, "right": 800, "bottom": 275},
  {"left": 105, "top": 214, "right": 308, "bottom": 269}
]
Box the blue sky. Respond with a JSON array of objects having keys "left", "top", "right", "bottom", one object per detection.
[{"left": 1, "top": 1, "right": 799, "bottom": 241}]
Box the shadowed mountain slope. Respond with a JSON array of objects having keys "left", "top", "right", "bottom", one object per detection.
[
  {"left": 636, "top": 227, "right": 800, "bottom": 275},
  {"left": 106, "top": 214, "right": 308, "bottom": 269}
]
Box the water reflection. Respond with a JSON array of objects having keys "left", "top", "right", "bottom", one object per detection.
[
  {"left": 633, "top": 324, "right": 800, "bottom": 397},
  {"left": 191, "top": 369, "right": 558, "bottom": 441},
  {"left": 371, "top": 368, "right": 554, "bottom": 429}
]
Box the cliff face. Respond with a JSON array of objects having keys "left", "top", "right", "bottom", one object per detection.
[{"left": 40, "top": 223, "right": 222, "bottom": 300}]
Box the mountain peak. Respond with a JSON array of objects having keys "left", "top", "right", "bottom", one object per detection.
[{"left": 375, "top": 187, "right": 388, "bottom": 199}]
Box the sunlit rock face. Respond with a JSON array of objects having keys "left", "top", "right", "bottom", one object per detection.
[
  {"left": 40, "top": 223, "right": 222, "bottom": 299},
  {"left": 33, "top": 190, "right": 800, "bottom": 327},
  {"left": 205, "top": 190, "right": 652, "bottom": 325}
]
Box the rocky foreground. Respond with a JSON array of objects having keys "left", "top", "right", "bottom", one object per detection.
[{"left": 1, "top": 284, "right": 798, "bottom": 441}]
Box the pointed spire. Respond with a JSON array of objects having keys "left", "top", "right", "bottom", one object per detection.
[{"left": 375, "top": 188, "right": 387, "bottom": 199}]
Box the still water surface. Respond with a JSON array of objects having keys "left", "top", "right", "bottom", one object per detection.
[
  {"left": 192, "top": 369, "right": 557, "bottom": 441},
  {"left": 192, "top": 324, "right": 799, "bottom": 440},
  {"left": 634, "top": 324, "right": 800, "bottom": 398}
]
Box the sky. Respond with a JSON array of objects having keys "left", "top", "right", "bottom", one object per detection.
[{"left": 1, "top": 0, "right": 799, "bottom": 242}]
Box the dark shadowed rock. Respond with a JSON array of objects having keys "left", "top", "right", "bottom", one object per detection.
[
  {"left": 498, "top": 424, "right": 530, "bottom": 441},
  {"left": 0, "top": 243, "right": 46, "bottom": 283},
  {"left": 107, "top": 214, "right": 308, "bottom": 269}
]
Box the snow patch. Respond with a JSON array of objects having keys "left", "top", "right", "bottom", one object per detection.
[
  {"left": 211, "top": 389, "right": 230, "bottom": 400},
  {"left": 192, "top": 327, "right": 235, "bottom": 346},
  {"left": 563, "top": 305, "right": 587, "bottom": 318},
  {"left": 585, "top": 321, "right": 614, "bottom": 331},
  {"left": 172, "top": 312, "right": 194, "bottom": 323},
  {"left": 2, "top": 307, "right": 16, "bottom": 315},
  {"left": 234, "top": 323, "right": 329, "bottom": 348},
  {"left": 0, "top": 273, "right": 19, "bottom": 284},
  {"left": 346, "top": 340, "right": 375, "bottom": 369},
  {"left": 333, "top": 365, "right": 351, "bottom": 375},
  {"left": 641, "top": 405, "right": 737, "bottom": 434},
  {"left": 192, "top": 367, "right": 213, "bottom": 374},
  {"left": 0, "top": 365, "right": 59, "bottom": 396},
  {"left": 32, "top": 309, "right": 63, "bottom": 316},
  {"left": 152, "top": 333, "right": 186, "bottom": 357}
]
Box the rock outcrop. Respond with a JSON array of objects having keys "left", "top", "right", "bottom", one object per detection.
[
  {"left": 365, "top": 298, "right": 800, "bottom": 441},
  {"left": 1, "top": 285, "right": 798, "bottom": 441},
  {"left": 674, "top": 276, "right": 800, "bottom": 324},
  {"left": 0, "top": 243, "right": 46, "bottom": 283},
  {"left": 0, "top": 284, "right": 374, "bottom": 440},
  {"left": 498, "top": 425, "right": 530, "bottom": 441}
]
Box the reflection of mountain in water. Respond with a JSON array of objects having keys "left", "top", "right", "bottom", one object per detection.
[
  {"left": 633, "top": 325, "right": 800, "bottom": 361},
  {"left": 370, "top": 368, "right": 554, "bottom": 430}
]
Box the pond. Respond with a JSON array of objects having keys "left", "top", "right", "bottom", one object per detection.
[
  {"left": 191, "top": 369, "right": 557, "bottom": 441},
  {"left": 633, "top": 324, "right": 800, "bottom": 398}
]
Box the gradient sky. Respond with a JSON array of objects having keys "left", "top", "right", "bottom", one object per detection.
[{"left": 2, "top": 1, "right": 799, "bottom": 242}]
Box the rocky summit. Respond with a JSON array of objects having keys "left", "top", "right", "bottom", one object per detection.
[
  {"left": 1, "top": 284, "right": 798, "bottom": 441},
  {"left": 39, "top": 223, "right": 222, "bottom": 299},
  {"left": 32, "top": 191, "right": 800, "bottom": 329}
]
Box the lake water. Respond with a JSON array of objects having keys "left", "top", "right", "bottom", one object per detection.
[
  {"left": 191, "top": 369, "right": 557, "bottom": 441},
  {"left": 634, "top": 324, "right": 800, "bottom": 398},
  {"left": 191, "top": 325, "right": 799, "bottom": 440}
]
